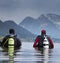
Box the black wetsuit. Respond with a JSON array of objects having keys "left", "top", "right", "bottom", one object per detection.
[{"left": 1, "top": 34, "right": 21, "bottom": 48}]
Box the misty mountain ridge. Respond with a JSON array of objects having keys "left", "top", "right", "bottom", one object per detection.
[
  {"left": 0, "top": 13, "right": 60, "bottom": 40},
  {"left": 0, "top": 20, "right": 36, "bottom": 41},
  {"left": 47, "top": 13, "right": 60, "bottom": 22},
  {"left": 20, "top": 13, "right": 60, "bottom": 39},
  {"left": 46, "top": 13, "right": 60, "bottom": 28}
]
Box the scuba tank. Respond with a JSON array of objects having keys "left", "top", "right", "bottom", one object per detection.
[
  {"left": 8, "top": 34, "right": 14, "bottom": 46},
  {"left": 43, "top": 35, "right": 49, "bottom": 48},
  {"left": 8, "top": 38, "right": 14, "bottom": 46},
  {"left": 8, "top": 35, "right": 14, "bottom": 58}
]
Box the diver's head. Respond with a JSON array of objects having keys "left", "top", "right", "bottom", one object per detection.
[
  {"left": 9, "top": 29, "right": 15, "bottom": 34},
  {"left": 41, "top": 29, "right": 46, "bottom": 35}
]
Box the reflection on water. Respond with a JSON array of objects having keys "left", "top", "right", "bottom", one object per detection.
[
  {"left": 8, "top": 46, "right": 14, "bottom": 58},
  {"left": 0, "top": 42, "right": 60, "bottom": 63},
  {"left": 36, "top": 48, "right": 49, "bottom": 63},
  {"left": 43, "top": 48, "right": 49, "bottom": 63},
  {"left": 8, "top": 60, "right": 14, "bottom": 63},
  {"left": 8, "top": 46, "right": 14, "bottom": 63},
  {"left": 34, "top": 47, "right": 51, "bottom": 63}
]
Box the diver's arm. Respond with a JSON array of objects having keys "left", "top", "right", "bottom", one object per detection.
[
  {"left": 33, "top": 37, "right": 39, "bottom": 47},
  {"left": 48, "top": 38, "right": 54, "bottom": 48}
]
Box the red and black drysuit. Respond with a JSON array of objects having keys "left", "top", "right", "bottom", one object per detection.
[{"left": 33, "top": 35, "right": 54, "bottom": 49}]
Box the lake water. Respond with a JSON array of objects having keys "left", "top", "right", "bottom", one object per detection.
[{"left": 0, "top": 42, "right": 60, "bottom": 63}]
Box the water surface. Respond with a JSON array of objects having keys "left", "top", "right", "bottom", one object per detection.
[{"left": 0, "top": 42, "right": 60, "bottom": 63}]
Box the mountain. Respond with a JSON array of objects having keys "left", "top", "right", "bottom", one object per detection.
[
  {"left": 0, "top": 20, "right": 8, "bottom": 35},
  {"left": 46, "top": 13, "right": 60, "bottom": 28},
  {"left": 20, "top": 14, "right": 60, "bottom": 39},
  {"left": 19, "top": 17, "right": 37, "bottom": 33},
  {"left": 47, "top": 13, "right": 60, "bottom": 22},
  {"left": 0, "top": 20, "right": 36, "bottom": 41}
]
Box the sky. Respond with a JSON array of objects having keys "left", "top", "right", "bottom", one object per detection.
[{"left": 0, "top": 0, "right": 60, "bottom": 24}]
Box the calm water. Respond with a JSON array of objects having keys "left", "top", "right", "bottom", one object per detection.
[{"left": 0, "top": 42, "right": 60, "bottom": 63}]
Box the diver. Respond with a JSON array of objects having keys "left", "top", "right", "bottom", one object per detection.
[
  {"left": 33, "top": 29, "right": 54, "bottom": 49},
  {"left": 1, "top": 28, "right": 21, "bottom": 49}
]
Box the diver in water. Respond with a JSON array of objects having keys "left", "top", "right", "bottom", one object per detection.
[
  {"left": 1, "top": 29, "right": 21, "bottom": 48},
  {"left": 33, "top": 29, "right": 54, "bottom": 49}
]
